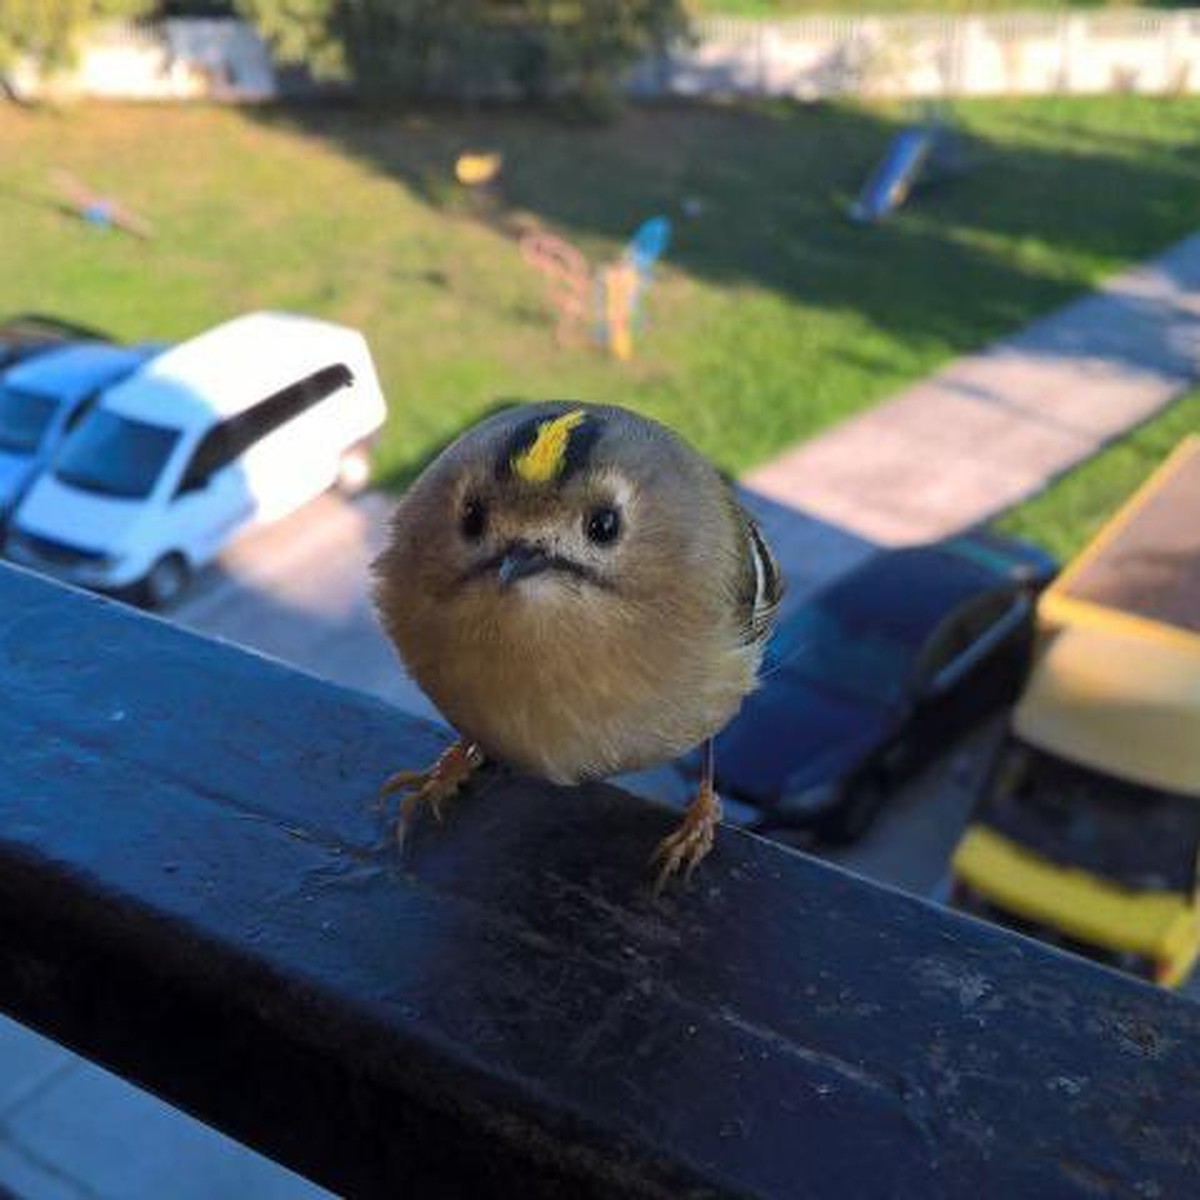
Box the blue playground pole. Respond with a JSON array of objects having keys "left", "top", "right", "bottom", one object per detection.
[{"left": 848, "top": 127, "right": 937, "bottom": 224}]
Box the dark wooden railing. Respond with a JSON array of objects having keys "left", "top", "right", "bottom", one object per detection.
[{"left": 1, "top": 562, "right": 1198, "bottom": 1198}]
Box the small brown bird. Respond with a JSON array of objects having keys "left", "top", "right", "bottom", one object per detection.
[{"left": 372, "top": 402, "right": 782, "bottom": 889}]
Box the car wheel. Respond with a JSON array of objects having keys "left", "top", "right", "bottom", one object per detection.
[
  {"left": 335, "top": 444, "right": 372, "bottom": 496},
  {"left": 139, "top": 553, "right": 190, "bottom": 610},
  {"left": 819, "top": 776, "right": 887, "bottom": 845}
]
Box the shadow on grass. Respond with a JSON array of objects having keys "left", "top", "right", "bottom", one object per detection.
[
  {"left": 246, "top": 95, "right": 1200, "bottom": 362},
  {"left": 232, "top": 95, "right": 1200, "bottom": 530}
]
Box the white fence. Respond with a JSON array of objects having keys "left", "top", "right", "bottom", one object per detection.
[
  {"left": 11, "top": 19, "right": 275, "bottom": 102},
  {"left": 12, "top": 11, "right": 1200, "bottom": 102},
  {"left": 632, "top": 9, "right": 1200, "bottom": 98}
]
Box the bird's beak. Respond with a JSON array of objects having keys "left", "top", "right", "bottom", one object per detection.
[{"left": 497, "top": 542, "right": 552, "bottom": 586}]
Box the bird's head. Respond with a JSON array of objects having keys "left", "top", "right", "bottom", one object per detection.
[{"left": 377, "top": 403, "right": 725, "bottom": 629}]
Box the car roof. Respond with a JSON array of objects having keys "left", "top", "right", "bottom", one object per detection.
[
  {"left": 2, "top": 342, "right": 157, "bottom": 400},
  {"left": 0, "top": 313, "right": 110, "bottom": 364},
  {"left": 813, "top": 544, "right": 1006, "bottom": 646},
  {"left": 1015, "top": 623, "right": 1200, "bottom": 796},
  {"left": 99, "top": 311, "right": 365, "bottom": 429},
  {"left": 1049, "top": 436, "right": 1200, "bottom": 638},
  {"left": 0, "top": 313, "right": 108, "bottom": 343}
]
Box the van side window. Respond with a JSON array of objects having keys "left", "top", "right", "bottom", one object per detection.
[{"left": 226, "top": 363, "right": 354, "bottom": 460}]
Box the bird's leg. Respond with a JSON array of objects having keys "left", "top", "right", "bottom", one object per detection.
[
  {"left": 380, "top": 738, "right": 485, "bottom": 849},
  {"left": 651, "top": 739, "right": 722, "bottom": 894}
]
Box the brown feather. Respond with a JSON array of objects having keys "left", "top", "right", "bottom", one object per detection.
[{"left": 373, "top": 403, "right": 784, "bottom": 784}]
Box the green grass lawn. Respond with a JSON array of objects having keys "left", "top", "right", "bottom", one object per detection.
[
  {"left": 1, "top": 94, "right": 1197, "bottom": 491},
  {"left": 996, "top": 387, "right": 1200, "bottom": 562}
]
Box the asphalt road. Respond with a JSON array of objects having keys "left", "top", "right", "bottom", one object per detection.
[
  {"left": 173, "top": 491, "right": 440, "bottom": 724},
  {"left": 168, "top": 490, "right": 1197, "bottom": 996}
]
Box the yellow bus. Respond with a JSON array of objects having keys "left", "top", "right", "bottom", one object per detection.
[{"left": 950, "top": 436, "right": 1200, "bottom": 988}]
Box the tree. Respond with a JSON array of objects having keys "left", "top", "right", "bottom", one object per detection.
[
  {"left": 232, "top": 0, "right": 348, "bottom": 81},
  {"left": 544, "top": 0, "right": 686, "bottom": 106},
  {"left": 0, "top": 0, "right": 155, "bottom": 90},
  {"left": 233, "top": 0, "right": 687, "bottom": 102}
]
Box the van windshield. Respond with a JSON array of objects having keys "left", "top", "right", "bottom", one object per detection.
[
  {"left": 980, "top": 739, "right": 1200, "bottom": 893},
  {"left": 0, "top": 387, "right": 58, "bottom": 454},
  {"left": 55, "top": 411, "right": 180, "bottom": 500}
]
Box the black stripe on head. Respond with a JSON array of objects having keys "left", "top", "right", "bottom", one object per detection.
[{"left": 496, "top": 408, "right": 603, "bottom": 485}]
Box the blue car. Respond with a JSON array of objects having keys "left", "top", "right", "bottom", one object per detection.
[
  {"left": 0, "top": 341, "right": 164, "bottom": 523},
  {"left": 679, "top": 531, "right": 1057, "bottom": 844}
]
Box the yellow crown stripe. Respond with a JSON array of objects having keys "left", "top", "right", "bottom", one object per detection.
[{"left": 511, "top": 409, "right": 588, "bottom": 484}]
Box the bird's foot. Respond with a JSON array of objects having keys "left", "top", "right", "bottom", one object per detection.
[
  {"left": 380, "top": 739, "right": 485, "bottom": 849},
  {"left": 651, "top": 779, "right": 723, "bottom": 895}
]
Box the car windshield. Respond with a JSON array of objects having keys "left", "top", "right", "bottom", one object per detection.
[
  {"left": 54, "top": 410, "right": 180, "bottom": 500},
  {"left": 0, "top": 386, "right": 59, "bottom": 454},
  {"left": 762, "top": 602, "right": 916, "bottom": 705},
  {"left": 979, "top": 740, "right": 1200, "bottom": 892}
]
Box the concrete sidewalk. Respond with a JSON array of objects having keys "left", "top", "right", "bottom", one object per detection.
[
  {"left": 0, "top": 1016, "right": 332, "bottom": 1200},
  {"left": 3, "top": 232, "right": 1199, "bottom": 1199},
  {"left": 747, "top": 232, "right": 1200, "bottom": 544}
]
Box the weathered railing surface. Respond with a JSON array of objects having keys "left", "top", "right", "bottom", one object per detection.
[{"left": 1, "top": 561, "right": 1199, "bottom": 1198}]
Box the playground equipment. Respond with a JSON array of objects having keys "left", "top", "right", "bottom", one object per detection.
[
  {"left": 518, "top": 230, "right": 592, "bottom": 346},
  {"left": 603, "top": 215, "right": 672, "bottom": 361},
  {"left": 52, "top": 171, "right": 154, "bottom": 239},
  {"left": 520, "top": 215, "right": 672, "bottom": 360},
  {"left": 626, "top": 215, "right": 671, "bottom": 276},
  {"left": 455, "top": 151, "right": 503, "bottom": 188},
  {"left": 848, "top": 120, "right": 970, "bottom": 224}
]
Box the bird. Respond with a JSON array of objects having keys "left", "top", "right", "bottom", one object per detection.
[{"left": 372, "top": 402, "right": 782, "bottom": 891}]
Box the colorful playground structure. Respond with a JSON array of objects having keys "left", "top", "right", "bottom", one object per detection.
[
  {"left": 454, "top": 151, "right": 504, "bottom": 189},
  {"left": 520, "top": 216, "right": 672, "bottom": 360},
  {"left": 848, "top": 118, "right": 970, "bottom": 224},
  {"left": 52, "top": 170, "right": 155, "bottom": 239}
]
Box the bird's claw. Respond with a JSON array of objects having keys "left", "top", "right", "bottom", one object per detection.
[
  {"left": 379, "top": 740, "right": 484, "bottom": 849},
  {"left": 650, "top": 784, "right": 722, "bottom": 895},
  {"left": 651, "top": 823, "right": 714, "bottom": 895},
  {"left": 380, "top": 767, "right": 428, "bottom": 794},
  {"left": 381, "top": 769, "right": 450, "bottom": 823}
]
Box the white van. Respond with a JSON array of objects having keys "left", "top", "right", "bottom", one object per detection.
[{"left": 6, "top": 311, "right": 386, "bottom": 607}]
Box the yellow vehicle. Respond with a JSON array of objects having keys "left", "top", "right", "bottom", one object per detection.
[{"left": 951, "top": 436, "right": 1200, "bottom": 988}]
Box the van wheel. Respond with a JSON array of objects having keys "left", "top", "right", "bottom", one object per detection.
[
  {"left": 139, "top": 554, "right": 190, "bottom": 610},
  {"left": 335, "top": 444, "right": 372, "bottom": 496}
]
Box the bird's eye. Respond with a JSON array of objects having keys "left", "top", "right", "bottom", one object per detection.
[
  {"left": 585, "top": 505, "right": 622, "bottom": 546},
  {"left": 460, "top": 497, "right": 487, "bottom": 541}
]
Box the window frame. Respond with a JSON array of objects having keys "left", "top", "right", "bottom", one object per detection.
[{"left": 171, "top": 363, "right": 354, "bottom": 499}]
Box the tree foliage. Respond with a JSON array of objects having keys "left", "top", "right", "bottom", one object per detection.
[
  {"left": 0, "top": 0, "right": 155, "bottom": 79},
  {"left": 234, "top": 0, "right": 687, "bottom": 101}
]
